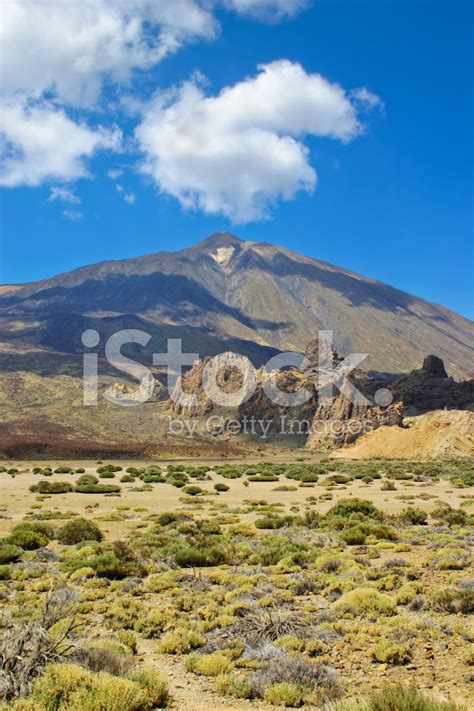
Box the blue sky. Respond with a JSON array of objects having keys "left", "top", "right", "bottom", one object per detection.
[{"left": 0, "top": 0, "right": 472, "bottom": 319}]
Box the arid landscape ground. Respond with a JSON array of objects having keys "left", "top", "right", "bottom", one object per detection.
[{"left": 1, "top": 455, "right": 472, "bottom": 709}]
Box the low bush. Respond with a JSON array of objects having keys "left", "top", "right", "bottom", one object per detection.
[
  {"left": 186, "top": 652, "right": 233, "bottom": 676},
  {"left": 371, "top": 641, "right": 412, "bottom": 665},
  {"left": 340, "top": 526, "right": 366, "bottom": 545},
  {"left": 183, "top": 485, "right": 203, "bottom": 496},
  {"left": 76, "top": 474, "right": 99, "bottom": 486},
  {"left": 264, "top": 682, "right": 304, "bottom": 707},
  {"left": 156, "top": 628, "right": 205, "bottom": 654},
  {"left": 333, "top": 684, "right": 467, "bottom": 710},
  {"left": 401, "top": 507, "right": 428, "bottom": 525},
  {"left": 174, "top": 545, "right": 227, "bottom": 568},
  {"left": 431, "top": 587, "right": 474, "bottom": 614},
  {"left": 74, "top": 483, "right": 121, "bottom": 494},
  {"left": 30, "top": 481, "right": 73, "bottom": 494},
  {"left": 333, "top": 587, "right": 396, "bottom": 617},
  {"left": 325, "top": 499, "right": 382, "bottom": 521},
  {"left": 216, "top": 673, "right": 253, "bottom": 699},
  {"left": 431, "top": 505, "right": 468, "bottom": 526},
  {"left": 7, "top": 527, "right": 48, "bottom": 550},
  {"left": 8, "top": 662, "right": 169, "bottom": 710},
  {"left": 0, "top": 564, "right": 12, "bottom": 579},
  {"left": 74, "top": 640, "right": 133, "bottom": 676},
  {"left": 57, "top": 518, "right": 103, "bottom": 545},
  {"left": 0, "top": 543, "right": 23, "bottom": 564},
  {"left": 255, "top": 516, "right": 286, "bottom": 530}
]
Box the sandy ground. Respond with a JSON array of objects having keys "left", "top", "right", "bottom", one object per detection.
[{"left": 0, "top": 459, "right": 468, "bottom": 539}]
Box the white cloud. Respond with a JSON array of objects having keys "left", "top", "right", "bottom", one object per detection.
[
  {"left": 223, "top": 0, "right": 310, "bottom": 21},
  {"left": 0, "top": 99, "right": 120, "bottom": 187},
  {"left": 350, "top": 87, "right": 385, "bottom": 112},
  {"left": 0, "top": 0, "right": 217, "bottom": 107},
  {"left": 124, "top": 192, "right": 136, "bottom": 204},
  {"left": 0, "top": 1, "right": 312, "bottom": 195},
  {"left": 0, "top": 2, "right": 309, "bottom": 109},
  {"left": 135, "top": 60, "right": 380, "bottom": 222},
  {"left": 108, "top": 168, "right": 124, "bottom": 180},
  {"left": 48, "top": 186, "right": 81, "bottom": 205},
  {"left": 62, "top": 209, "right": 84, "bottom": 222}
]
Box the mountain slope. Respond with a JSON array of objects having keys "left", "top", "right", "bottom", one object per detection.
[{"left": 1, "top": 232, "right": 473, "bottom": 376}]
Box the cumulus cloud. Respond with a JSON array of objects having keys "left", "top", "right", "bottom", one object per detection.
[
  {"left": 0, "top": 0, "right": 217, "bottom": 107},
  {"left": 0, "top": 1, "right": 311, "bottom": 194},
  {"left": 124, "top": 192, "right": 136, "bottom": 204},
  {"left": 135, "top": 60, "right": 380, "bottom": 222},
  {"left": 0, "top": 99, "right": 120, "bottom": 187},
  {"left": 0, "top": 1, "right": 307, "bottom": 108}
]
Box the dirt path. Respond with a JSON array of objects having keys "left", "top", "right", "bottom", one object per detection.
[{"left": 139, "top": 641, "right": 271, "bottom": 710}]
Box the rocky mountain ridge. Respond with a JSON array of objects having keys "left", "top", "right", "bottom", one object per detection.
[{"left": 1, "top": 232, "right": 473, "bottom": 377}]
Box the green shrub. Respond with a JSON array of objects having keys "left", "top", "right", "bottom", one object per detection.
[
  {"left": 127, "top": 667, "right": 169, "bottom": 708},
  {"left": 9, "top": 662, "right": 168, "bottom": 710},
  {"left": 431, "top": 505, "right": 468, "bottom": 526},
  {"left": 156, "top": 628, "right": 206, "bottom": 654},
  {"left": 157, "top": 512, "right": 179, "bottom": 527},
  {"left": 336, "top": 684, "right": 468, "bottom": 710},
  {"left": 0, "top": 564, "right": 12, "bottom": 579},
  {"left": 371, "top": 641, "right": 412, "bottom": 665},
  {"left": 264, "top": 682, "right": 304, "bottom": 707},
  {"left": 401, "top": 507, "right": 428, "bottom": 525},
  {"left": 30, "top": 481, "right": 73, "bottom": 494},
  {"left": 76, "top": 474, "right": 99, "bottom": 486},
  {"left": 334, "top": 587, "right": 396, "bottom": 617},
  {"left": 255, "top": 515, "right": 286, "bottom": 530},
  {"left": 8, "top": 525, "right": 48, "bottom": 550},
  {"left": 183, "top": 485, "right": 203, "bottom": 496},
  {"left": 57, "top": 518, "right": 103, "bottom": 545},
  {"left": 214, "top": 483, "right": 230, "bottom": 492},
  {"left": 327, "top": 474, "right": 351, "bottom": 484},
  {"left": 75, "top": 483, "right": 121, "bottom": 494},
  {"left": 431, "top": 588, "right": 474, "bottom": 614},
  {"left": 340, "top": 526, "right": 366, "bottom": 545},
  {"left": 186, "top": 652, "right": 233, "bottom": 676},
  {"left": 174, "top": 545, "right": 227, "bottom": 567},
  {"left": 326, "top": 499, "right": 382, "bottom": 520},
  {"left": 0, "top": 543, "right": 23, "bottom": 564},
  {"left": 120, "top": 475, "right": 134, "bottom": 482},
  {"left": 216, "top": 673, "right": 253, "bottom": 699}
]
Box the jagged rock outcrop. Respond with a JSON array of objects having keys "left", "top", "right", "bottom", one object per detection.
[
  {"left": 164, "top": 343, "right": 473, "bottom": 450},
  {"left": 306, "top": 399, "right": 404, "bottom": 449},
  {"left": 167, "top": 351, "right": 255, "bottom": 417},
  {"left": 391, "top": 353, "right": 474, "bottom": 415}
]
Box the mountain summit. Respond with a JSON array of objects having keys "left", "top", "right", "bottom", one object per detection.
[{"left": 0, "top": 234, "right": 472, "bottom": 376}]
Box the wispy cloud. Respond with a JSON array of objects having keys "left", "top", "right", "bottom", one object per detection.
[
  {"left": 124, "top": 192, "right": 136, "bottom": 205},
  {"left": 108, "top": 168, "right": 123, "bottom": 181},
  {"left": 62, "top": 209, "right": 83, "bottom": 222},
  {"left": 48, "top": 186, "right": 81, "bottom": 205}
]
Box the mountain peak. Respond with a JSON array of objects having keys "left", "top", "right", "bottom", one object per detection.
[{"left": 197, "top": 232, "right": 245, "bottom": 249}]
